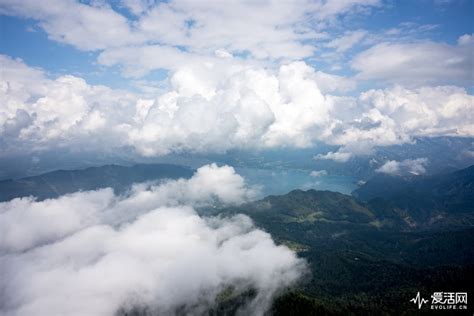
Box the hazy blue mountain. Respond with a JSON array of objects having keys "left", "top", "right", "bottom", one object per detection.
[
  {"left": 1, "top": 137, "right": 472, "bottom": 182},
  {"left": 0, "top": 163, "right": 194, "bottom": 202},
  {"left": 202, "top": 137, "right": 474, "bottom": 178},
  {"left": 370, "top": 136, "right": 473, "bottom": 174}
]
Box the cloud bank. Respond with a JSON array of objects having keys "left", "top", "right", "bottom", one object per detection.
[
  {"left": 0, "top": 164, "right": 305, "bottom": 316},
  {"left": 1, "top": 55, "right": 473, "bottom": 159}
]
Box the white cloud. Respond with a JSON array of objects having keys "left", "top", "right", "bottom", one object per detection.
[
  {"left": 357, "top": 86, "right": 474, "bottom": 138},
  {"left": 0, "top": 0, "right": 142, "bottom": 51},
  {"left": 0, "top": 189, "right": 112, "bottom": 252},
  {"left": 0, "top": 164, "right": 258, "bottom": 253},
  {"left": 458, "top": 33, "right": 474, "bottom": 46},
  {"left": 128, "top": 163, "right": 260, "bottom": 208},
  {"left": 326, "top": 30, "right": 367, "bottom": 52},
  {"left": 0, "top": 55, "right": 139, "bottom": 154},
  {"left": 376, "top": 158, "right": 429, "bottom": 175},
  {"left": 313, "top": 71, "right": 357, "bottom": 93},
  {"left": 0, "top": 164, "right": 305, "bottom": 315},
  {"left": 2, "top": 55, "right": 473, "bottom": 160},
  {"left": 0, "top": 0, "right": 382, "bottom": 72},
  {"left": 314, "top": 150, "right": 353, "bottom": 163},
  {"left": 381, "top": 22, "right": 439, "bottom": 39},
  {"left": 352, "top": 37, "right": 474, "bottom": 86},
  {"left": 323, "top": 85, "right": 474, "bottom": 155},
  {"left": 120, "top": 0, "right": 151, "bottom": 16},
  {"left": 135, "top": 1, "right": 319, "bottom": 60}
]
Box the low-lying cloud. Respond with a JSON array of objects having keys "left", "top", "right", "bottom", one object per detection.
[
  {"left": 0, "top": 164, "right": 305, "bottom": 316},
  {"left": 376, "top": 158, "right": 429, "bottom": 176}
]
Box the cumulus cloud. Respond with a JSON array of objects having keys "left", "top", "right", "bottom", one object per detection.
[
  {"left": 323, "top": 85, "right": 474, "bottom": 155},
  {"left": 124, "top": 163, "right": 260, "bottom": 208},
  {"left": 352, "top": 37, "right": 474, "bottom": 86},
  {"left": 0, "top": 55, "right": 138, "bottom": 155},
  {"left": 356, "top": 86, "right": 474, "bottom": 138},
  {"left": 0, "top": 164, "right": 305, "bottom": 315},
  {"left": 126, "top": 61, "right": 335, "bottom": 155},
  {"left": 376, "top": 158, "right": 429, "bottom": 175},
  {"left": 1, "top": 55, "right": 473, "bottom": 159},
  {"left": 1, "top": 57, "right": 332, "bottom": 155}
]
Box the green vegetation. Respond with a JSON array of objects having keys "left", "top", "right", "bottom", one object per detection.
[{"left": 214, "top": 166, "right": 474, "bottom": 314}]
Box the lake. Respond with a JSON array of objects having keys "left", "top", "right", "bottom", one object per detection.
[{"left": 234, "top": 167, "right": 357, "bottom": 198}]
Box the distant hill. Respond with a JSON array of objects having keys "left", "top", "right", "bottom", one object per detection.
[
  {"left": 350, "top": 165, "right": 474, "bottom": 229},
  {"left": 249, "top": 189, "right": 375, "bottom": 222},
  {"left": 203, "top": 136, "right": 474, "bottom": 179},
  {"left": 0, "top": 163, "right": 194, "bottom": 202},
  {"left": 353, "top": 165, "right": 474, "bottom": 202}
]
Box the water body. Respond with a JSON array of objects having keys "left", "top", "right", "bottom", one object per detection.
[{"left": 234, "top": 167, "right": 357, "bottom": 197}]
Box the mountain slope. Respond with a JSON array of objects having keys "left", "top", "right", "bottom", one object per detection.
[
  {"left": 0, "top": 163, "right": 194, "bottom": 202},
  {"left": 353, "top": 165, "right": 474, "bottom": 202},
  {"left": 351, "top": 165, "right": 474, "bottom": 229},
  {"left": 216, "top": 185, "right": 474, "bottom": 315}
]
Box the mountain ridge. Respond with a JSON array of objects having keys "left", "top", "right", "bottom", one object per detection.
[{"left": 0, "top": 163, "right": 194, "bottom": 202}]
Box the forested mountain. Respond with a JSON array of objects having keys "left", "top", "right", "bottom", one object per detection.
[
  {"left": 353, "top": 165, "right": 474, "bottom": 202},
  {"left": 215, "top": 167, "right": 474, "bottom": 314},
  {"left": 352, "top": 165, "right": 474, "bottom": 230}
]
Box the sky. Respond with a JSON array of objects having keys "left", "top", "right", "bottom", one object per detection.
[{"left": 0, "top": 0, "right": 473, "bottom": 162}]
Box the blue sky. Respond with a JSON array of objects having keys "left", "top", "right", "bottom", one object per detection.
[
  {"left": 0, "top": 15, "right": 167, "bottom": 90},
  {"left": 1, "top": 0, "right": 472, "bottom": 89},
  {"left": 0, "top": 0, "right": 473, "bottom": 161}
]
